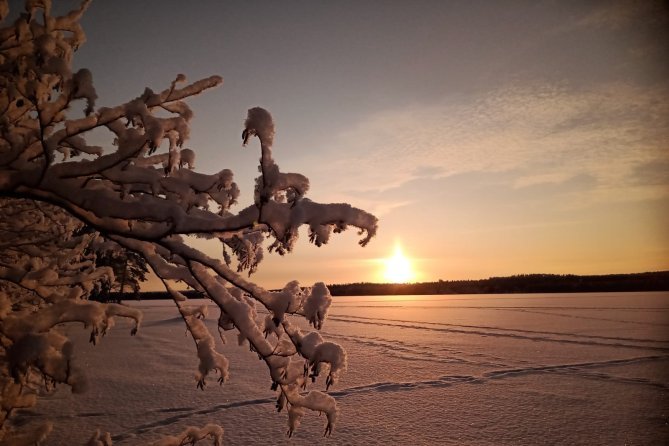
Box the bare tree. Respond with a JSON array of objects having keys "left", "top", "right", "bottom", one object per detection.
[{"left": 0, "top": 1, "right": 377, "bottom": 444}]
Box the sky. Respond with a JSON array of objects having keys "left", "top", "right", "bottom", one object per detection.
[{"left": 39, "top": 0, "right": 669, "bottom": 289}]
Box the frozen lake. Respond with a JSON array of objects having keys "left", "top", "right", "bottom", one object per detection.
[{"left": 26, "top": 292, "right": 669, "bottom": 445}]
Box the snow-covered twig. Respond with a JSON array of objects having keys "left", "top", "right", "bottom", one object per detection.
[{"left": 0, "top": 0, "right": 377, "bottom": 442}]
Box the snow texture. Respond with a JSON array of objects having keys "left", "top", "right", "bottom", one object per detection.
[
  {"left": 0, "top": 1, "right": 377, "bottom": 443},
  {"left": 17, "top": 292, "right": 669, "bottom": 445}
]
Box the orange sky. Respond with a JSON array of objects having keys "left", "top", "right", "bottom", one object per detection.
[{"left": 60, "top": 0, "right": 668, "bottom": 290}]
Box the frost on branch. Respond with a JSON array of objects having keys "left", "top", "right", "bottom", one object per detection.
[{"left": 0, "top": 0, "right": 377, "bottom": 443}]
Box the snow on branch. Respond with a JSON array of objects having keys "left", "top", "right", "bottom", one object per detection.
[
  {"left": 150, "top": 423, "right": 224, "bottom": 446},
  {"left": 0, "top": 0, "right": 377, "bottom": 443}
]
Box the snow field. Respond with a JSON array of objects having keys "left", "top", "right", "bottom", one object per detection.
[{"left": 25, "top": 292, "right": 669, "bottom": 445}]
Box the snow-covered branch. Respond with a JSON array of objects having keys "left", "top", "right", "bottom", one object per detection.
[{"left": 0, "top": 0, "right": 377, "bottom": 443}]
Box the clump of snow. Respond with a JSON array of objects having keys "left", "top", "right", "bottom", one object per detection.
[
  {"left": 71, "top": 68, "right": 97, "bottom": 115},
  {"left": 301, "top": 282, "right": 332, "bottom": 329},
  {"left": 282, "top": 387, "right": 338, "bottom": 437},
  {"left": 183, "top": 311, "right": 229, "bottom": 389},
  {"left": 150, "top": 423, "right": 223, "bottom": 446},
  {"left": 310, "top": 341, "right": 348, "bottom": 389},
  {"left": 86, "top": 429, "right": 112, "bottom": 446},
  {"left": 265, "top": 280, "right": 304, "bottom": 325},
  {"left": 179, "top": 148, "right": 196, "bottom": 169},
  {"left": 242, "top": 107, "right": 275, "bottom": 147}
]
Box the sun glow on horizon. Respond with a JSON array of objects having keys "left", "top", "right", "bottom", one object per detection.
[{"left": 382, "top": 244, "right": 416, "bottom": 283}]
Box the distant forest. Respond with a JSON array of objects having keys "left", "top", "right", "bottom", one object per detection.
[
  {"left": 327, "top": 271, "right": 669, "bottom": 296},
  {"left": 104, "top": 271, "right": 669, "bottom": 302}
]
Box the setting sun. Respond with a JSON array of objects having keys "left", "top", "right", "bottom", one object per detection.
[{"left": 382, "top": 245, "right": 415, "bottom": 283}]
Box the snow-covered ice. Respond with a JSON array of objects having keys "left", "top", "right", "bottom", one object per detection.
[{"left": 22, "top": 292, "right": 669, "bottom": 445}]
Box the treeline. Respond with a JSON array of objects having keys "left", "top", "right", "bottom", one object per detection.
[
  {"left": 99, "top": 271, "right": 669, "bottom": 302},
  {"left": 99, "top": 290, "right": 205, "bottom": 302},
  {"left": 327, "top": 271, "right": 669, "bottom": 296}
]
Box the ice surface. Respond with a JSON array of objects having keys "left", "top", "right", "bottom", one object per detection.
[{"left": 21, "top": 292, "right": 669, "bottom": 445}]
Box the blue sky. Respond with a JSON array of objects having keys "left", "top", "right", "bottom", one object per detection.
[{"left": 42, "top": 0, "right": 669, "bottom": 288}]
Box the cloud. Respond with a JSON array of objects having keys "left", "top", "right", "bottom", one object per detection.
[
  {"left": 513, "top": 172, "right": 597, "bottom": 190},
  {"left": 631, "top": 160, "right": 669, "bottom": 187},
  {"left": 570, "top": 0, "right": 668, "bottom": 31},
  {"left": 305, "top": 82, "right": 669, "bottom": 211}
]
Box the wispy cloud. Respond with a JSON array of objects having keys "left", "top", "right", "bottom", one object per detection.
[
  {"left": 568, "top": 0, "right": 668, "bottom": 31},
  {"left": 305, "top": 82, "right": 669, "bottom": 212}
]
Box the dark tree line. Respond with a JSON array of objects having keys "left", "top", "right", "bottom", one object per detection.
[
  {"left": 327, "top": 271, "right": 669, "bottom": 296},
  {"left": 119, "top": 271, "right": 669, "bottom": 301}
]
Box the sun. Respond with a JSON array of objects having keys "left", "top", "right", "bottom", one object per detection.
[{"left": 382, "top": 245, "right": 415, "bottom": 283}]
